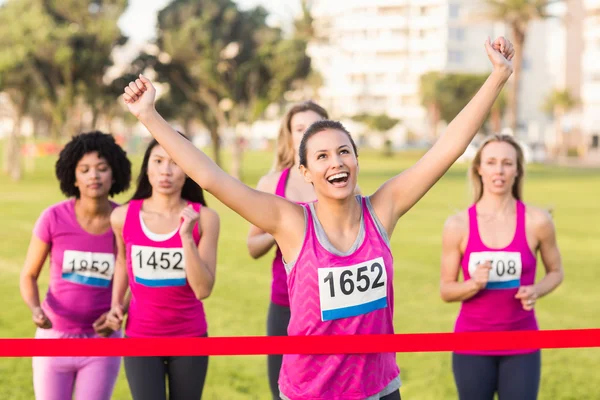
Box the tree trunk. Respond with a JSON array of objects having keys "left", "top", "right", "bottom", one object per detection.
[
  {"left": 428, "top": 103, "right": 440, "bottom": 140},
  {"left": 491, "top": 107, "right": 502, "bottom": 134},
  {"left": 230, "top": 136, "right": 243, "bottom": 181},
  {"left": 509, "top": 26, "right": 525, "bottom": 136},
  {"left": 3, "top": 99, "right": 25, "bottom": 181},
  {"left": 210, "top": 126, "right": 221, "bottom": 167}
]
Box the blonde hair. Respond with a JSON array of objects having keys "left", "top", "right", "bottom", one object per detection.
[
  {"left": 273, "top": 101, "right": 329, "bottom": 171},
  {"left": 470, "top": 134, "right": 525, "bottom": 203}
]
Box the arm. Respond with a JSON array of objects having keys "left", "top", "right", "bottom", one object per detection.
[
  {"left": 122, "top": 76, "right": 303, "bottom": 239},
  {"left": 180, "top": 206, "right": 220, "bottom": 300},
  {"left": 247, "top": 174, "right": 278, "bottom": 259},
  {"left": 515, "top": 209, "right": 564, "bottom": 310},
  {"left": 108, "top": 206, "right": 129, "bottom": 324},
  {"left": 371, "top": 38, "right": 515, "bottom": 236},
  {"left": 439, "top": 215, "right": 491, "bottom": 302},
  {"left": 19, "top": 234, "right": 52, "bottom": 329}
]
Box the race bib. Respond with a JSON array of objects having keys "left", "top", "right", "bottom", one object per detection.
[
  {"left": 131, "top": 245, "right": 186, "bottom": 287},
  {"left": 61, "top": 250, "right": 115, "bottom": 288},
  {"left": 468, "top": 251, "right": 522, "bottom": 290},
  {"left": 318, "top": 257, "right": 388, "bottom": 322}
]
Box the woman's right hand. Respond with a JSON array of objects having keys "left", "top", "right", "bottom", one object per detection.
[
  {"left": 123, "top": 74, "right": 156, "bottom": 119},
  {"left": 32, "top": 307, "right": 52, "bottom": 329},
  {"left": 471, "top": 260, "right": 492, "bottom": 290}
]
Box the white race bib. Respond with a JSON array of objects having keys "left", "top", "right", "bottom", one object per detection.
[
  {"left": 317, "top": 257, "right": 388, "bottom": 321},
  {"left": 468, "top": 251, "right": 522, "bottom": 290},
  {"left": 61, "top": 250, "right": 115, "bottom": 288},
  {"left": 131, "top": 245, "right": 186, "bottom": 287}
]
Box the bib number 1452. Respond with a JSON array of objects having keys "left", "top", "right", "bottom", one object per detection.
[
  {"left": 317, "top": 257, "right": 388, "bottom": 322},
  {"left": 132, "top": 245, "right": 186, "bottom": 287}
]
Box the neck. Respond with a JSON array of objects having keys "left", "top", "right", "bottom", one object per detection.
[
  {"left": 314, "top": 194, "right": 361, "bottom": 232},
  {"left": 477, "top": 192, "right": 516, "bottom": 216},
  {"left": 145, "top": 192, "right": 184, "bottom": 214},
  {"left": 75, "top": 196, "right": 111, "bottom": 218}
]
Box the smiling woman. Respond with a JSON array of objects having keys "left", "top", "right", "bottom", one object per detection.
[
  {"left": 121, "top": 35, "right": 515, "bottom": 400},
  {"left": 19, "top": 131, "right": 132, "bottom": 400}
]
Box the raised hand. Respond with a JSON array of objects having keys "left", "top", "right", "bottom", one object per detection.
[
  {"left": 179, "top": 205, "right": 200, "bottom": 239},
  {"left": 123, "top": 74, "right": 156, "bottom": 119},
  {"left": 485, "top": 36, "right": 515, "bottom": 75}
]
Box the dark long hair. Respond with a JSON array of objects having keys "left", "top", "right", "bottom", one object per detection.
[{"left": 130, "top": 133, "right": 207, "bottom": 206}]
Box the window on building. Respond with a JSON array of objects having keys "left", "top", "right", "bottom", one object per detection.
[
  {"left": 449, "top": 27, "right": 465, "bottom": 40},
  {"left": 448, "top": 50, "right": 463, "bottom": 63},
  {"left": 449, "top": 4, "right": 459, "bottom": 18}
]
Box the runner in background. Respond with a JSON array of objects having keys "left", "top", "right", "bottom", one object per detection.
[
  {"left": 19, "top": 131, "right": 132, "bottom": 400},
  {"left": 108, "top": 135, "right": 220, "bottom": 400},
  {"left": 439, "top": 134, "right": 564, "bottom": 400}
]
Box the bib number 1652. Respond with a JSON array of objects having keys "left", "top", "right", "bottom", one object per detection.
[
  {"left": 323, "top": 263, "right": 385, "bottom": 297},
  {"left": 317, "top": 257, "right": 388, "bottom": 322}
]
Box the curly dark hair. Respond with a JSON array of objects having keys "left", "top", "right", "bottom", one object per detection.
[{"left": 55, "top": 131, "right": 132, "bottom": 198}]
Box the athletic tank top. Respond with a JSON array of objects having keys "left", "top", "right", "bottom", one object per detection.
[
  {"left": 123, "top": 199, "right": 207, "bottom": 338},
  {"left": 271, "top": 167, "right": 310, "bottom": 307},
  {"left": 279, "top": 196, "right": 400, "bottom": 400},
  {"left": 454, "top": 200, "right": 538, "bottom": 355}
]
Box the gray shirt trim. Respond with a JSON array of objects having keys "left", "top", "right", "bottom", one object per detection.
[
  {"left": 308, "top": 195, "right": 365, "bottom": 257},
  {"left": 364, "top": 195, "right": 391, "bottom": 250}
]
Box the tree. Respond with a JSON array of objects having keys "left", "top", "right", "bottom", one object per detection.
[
  {"left": 543, "top": 88, "right": 578, "bottom": 156},
  {"left": 143, "top": 0, "right": 311, "bottom": 180},
  {"left": 484, "top": 0, "right": 554, "bottom": 134},
  {"left": 0, "top": 0, "right": 56, "bottom": 180},
  {"left": 351, "top": 113, "right": 399, "bottom": 132},
  {"left": 420, "top": 72, "right": 506, "bottom": 136}
]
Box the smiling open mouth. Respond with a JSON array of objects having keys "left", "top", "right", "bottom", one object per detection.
[{"left": 327, "top": 172, "right": 349, "bottom": 186}]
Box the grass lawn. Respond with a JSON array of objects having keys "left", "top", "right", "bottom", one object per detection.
[{"left": 0, "top": 148, "right": 598, "bottom": 399}]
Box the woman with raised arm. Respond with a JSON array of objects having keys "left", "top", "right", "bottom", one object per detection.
[
  {"left": 20, "top": 131, "right": 131, "bottom": 400},
  {"left": 107, "top": 136, "right": 220, "bottom": 400},
  {"left": 247, "top": 101, "right": 328, "bottom": 399},
  {"left": 122, "top": 37, "right": 514, "bottom": 400},
  {"left": 439, "top": 134, "right": 563, "bottom": 400}
]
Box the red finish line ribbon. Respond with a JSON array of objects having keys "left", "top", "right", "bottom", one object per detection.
[{"left": 1, "top": 329, "right": 599, "bottom": 357}]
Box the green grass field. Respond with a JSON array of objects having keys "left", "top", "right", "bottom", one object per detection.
[{"left": 0, "top": 149, "right": 599, "bottom": 399}]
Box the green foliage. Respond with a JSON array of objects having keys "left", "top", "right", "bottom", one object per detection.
[
  {"left": 420, "top": 72, "right": 507, "bottom": 127},
  {"left": 543, "top": 89, "right": 578, "bottom": 116},
  {"left": 352, "top": 113, "right": 400, "bottom": 132}
]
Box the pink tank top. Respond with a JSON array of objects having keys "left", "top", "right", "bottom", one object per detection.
[
  {"left": 271, "top": 167, "right": 309, "bottom": 307},
  {"left": 454, "top": 200, "right": 538, "bottom": 355},
  {"left": 122, "top": 199, "right": 207, "bottom": 338},
  {"left": 279, "top": 196, "right": 400, "bottom": 400}
]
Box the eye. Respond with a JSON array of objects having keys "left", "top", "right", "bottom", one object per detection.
[
  {"left": 317, "top": 153, "right": 326, "bottom": 160},
  {"left": 340, "top": 149, "right": 350, "bottom": 155}
]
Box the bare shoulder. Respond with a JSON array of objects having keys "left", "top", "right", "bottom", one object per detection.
[
  {"left": 255, "top": 170, "right": 282, "bottom": 194},
  {"left": 200, "top": 206, "right": 220, "bottom": 226},
  {"left": 444, "top": 209, "right": 469, "bottom": 236},
  {"left": 110, "top": 204, "right": 129, "bottom": 228},
  {"left": 524, "top": 203, "right": 555, "bottom": 232}
]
